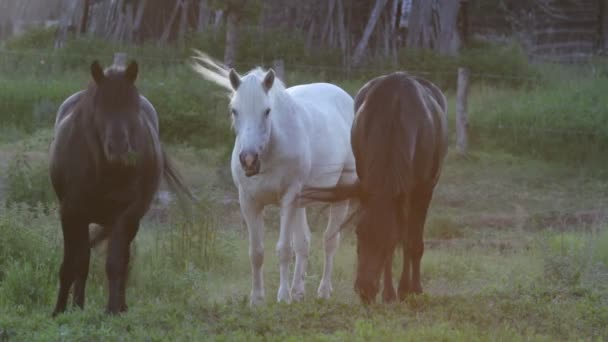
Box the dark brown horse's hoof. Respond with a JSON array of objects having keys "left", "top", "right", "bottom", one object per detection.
[
  {"left": 382, "top": 288, "right": 397, "bottom": 303},
  {"left": 105, "top": 304, "right": 128, "bottom": 315}
]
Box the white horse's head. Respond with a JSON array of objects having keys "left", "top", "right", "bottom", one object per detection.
[
  {"left": 228, "top": 68, "right": 276, "bottom": 177},
  {"left": 191, "top": 51, "right": 280, "bottom": 177}
]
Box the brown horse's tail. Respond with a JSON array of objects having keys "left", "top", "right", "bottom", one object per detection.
[{"left": 89, "top": 147, "right": 196, "bottom": 248}]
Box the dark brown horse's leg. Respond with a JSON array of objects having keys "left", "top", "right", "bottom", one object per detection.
[
  {"left": 382, "top": 253, "right": 397, "bottom": 303},
  {"left": 402, "top": 187, "right": 433, "bottom": 297},
  {"left": 72, "top": 227, "right": 91, "bottom": 310},
  {"left": 52, "top": 212, "right": 87, "bottom": 317},
  {"left": 398, "top": 243, "right": 411, "bottom": 300},
  {"left": 105, "top": 219, "right": 139, "bottom": 314},
  {"left": 397, "top": 204, "right": 411, "bottom": 300}
]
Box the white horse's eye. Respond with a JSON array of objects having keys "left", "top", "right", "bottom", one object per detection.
[
  {"left": 264, "top": 108, "right": 271, "bottom": 117},
  {"left": 231, "top": 108, "right": 238, "bottom": 117}
]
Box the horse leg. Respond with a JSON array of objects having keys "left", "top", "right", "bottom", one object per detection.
[
  {"left": 119, "top": 221, "right": 139, "bottom": 311},
  {"left": 52, "top": 211, "right": 87, "bottom": 317},
  {"left": 239, "top": 191, "right": 265, "bottom": 306},
  {"left": 382, "top": 253, "right": 397, "bottom": 303},
  {"left": 398, "top": 244, "right": 412, "bottom": 300},
  {"left": 290, "top": 208, "right": 310, "bottom": 301},
  {"left": 401, "top": 187, "right": 433, "bottom": 297},
  {"left": 72, "top": 225, "right": 91, "bottom": 310},
  {"left": 398, "top": 202, "right": 412, "bottom": 300},
  {"left": 105, "top": 219, "right": 139, "bottom": 314},
  {"left": 277, "top": 192, "right": 300, "bottom": 303},
  {"left": 318, "top": 201, "right": 348, "bottom": 299}
]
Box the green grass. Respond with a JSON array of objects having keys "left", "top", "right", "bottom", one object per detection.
[
  {"left": 1, "top": 30, "right": 608, "bottom": 340},
  {"left": 1, "top": 145, "right": 607, "bottom": 340}
]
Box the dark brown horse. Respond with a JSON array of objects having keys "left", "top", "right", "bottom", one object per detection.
[
  {"left": 49, "top": 60, "right": 192, "bottom": 316},
  {"left": 300, "top": 72, "right": 447, "bottom": 304}
]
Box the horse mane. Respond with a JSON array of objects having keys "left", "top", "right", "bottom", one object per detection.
[
  {"left": 191, "top": 50, "right": 287, "bottom": 96},
  {"left": 356, "top": 73, "right": 432, "bottom": 199}
]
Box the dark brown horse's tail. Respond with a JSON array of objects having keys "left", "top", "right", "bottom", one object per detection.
[
  {"left": 161, "top": 147, "right": 197, "bottom": 216},
  {"left": 298, "top": 181, "right": 361, "bottom": 206},
  {"left": 89, "top": 148, "right": 196, "bottom": 248},
  {"left": 90, "top": 225, "right": 112, "bottom": 248}
]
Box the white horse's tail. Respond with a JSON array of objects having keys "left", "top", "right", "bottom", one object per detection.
[{"left": 191, "top": 49, "right": 233, "bottom": 92}]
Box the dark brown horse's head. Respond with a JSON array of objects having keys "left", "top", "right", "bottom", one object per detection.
[
  {"left": 88, "top": 60, "right": 141, "bottom": 165},
  {"left": 353, "top": 195, "right": 402, "bottom": 303}
]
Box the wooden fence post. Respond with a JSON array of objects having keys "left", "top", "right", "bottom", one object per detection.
[
  {"left": 113, "top": 52, "right": 127, "bottom": 68},
  {"left": 456, "top": 67, "right": 470, "bottom": 155},
  {"left": 273, "top": 59, "right": 285, "bottom": 83}
]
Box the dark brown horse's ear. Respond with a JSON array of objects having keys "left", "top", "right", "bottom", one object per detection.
[
  {"left": 91, "top": 61, "right": 105, "bottom": 84},
  {"left": 229, "top": 69, "right": 241, "bottom": 90},
  {"left": 262, "top": 69, "right": 275, "bottom": 93},
  {"left": 125, "top": 61, "right": 138, "bottom": 84}
]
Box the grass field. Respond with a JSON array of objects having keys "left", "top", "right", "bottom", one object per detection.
[
  {"left": 1, "top": 33, "right": 608, "bottom": 340},
  {"left": 1, "top": 130, "right": 607, "bottom": 340}
]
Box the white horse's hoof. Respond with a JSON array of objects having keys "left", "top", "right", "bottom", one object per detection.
[
  {"left": 277, "top": 286, "right": 292, "bottom": 303},
  {"left": 317, "top": 282, "right": 333, "bottom": 299},
  {"left": 291, "top": 285, "right": 306, "bottom": 302}
]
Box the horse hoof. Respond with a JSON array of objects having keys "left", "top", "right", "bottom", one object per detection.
[
  {"left": 250, "top": 293, "right": 265, "bottom": 306},
  {"left": 383, "top": 289, "right": 397, "bottom": 303},
  {"left": 291, "top": 288, "right": 305, "bottom": 302},
  {"left": 277, "top": 287, "right": 291, "bottom": 303},
  {"left": 105, "top": 305, "right": 128, "bottom": 315},
  {"left": 317, "top": 283, "right": 333, "bottom": 299}
]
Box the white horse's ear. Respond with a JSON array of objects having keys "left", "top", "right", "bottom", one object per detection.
[
  {"left": 229, "top": 69, "right": 241, "bottom": 90},
  {"left": 262, "top": 69, "right": 275, "bottom": 93}
]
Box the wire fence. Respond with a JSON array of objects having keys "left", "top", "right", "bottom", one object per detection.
[
  {"left": 0, "top": 48, "right": 607, "bottom": 230},
  {"left": 0, "top": 48, "right": 606, "bottom": 145}
]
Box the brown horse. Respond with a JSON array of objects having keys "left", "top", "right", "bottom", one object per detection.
[
  {"left": 49, "top": 60, "right": 192, "bottom": 316},
  {"left": 300, "top": 72, "right": 447, "bottom": 303}
]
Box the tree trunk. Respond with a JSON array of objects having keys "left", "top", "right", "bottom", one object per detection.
[
  {"left": 160, "top": 0, "right": 182, "bottom": 44},
  {"left": 407, "top": 0, "right": 461, "bottom": 55},
  {"left": 601, "top": 0, "right": 608, "bottom": 52},
  {"left": 224, "top": 10, "right": 238, "bottom": 67},
  {"left": 197, "top": 0, "right": 209, "bottom": 31},
  {"left": 322, "top": 0, "right": 336, "bottom": 45},
  {"left": 54, "top": 0, "right": 80, "bottom": 49},
  {"left": 80, "top": 0, "right": 90, "bottom": 34},
  {"left": 132, "top": 0, "right": 147, "bottom": 41},
  {"left": 352, "top": 0, "right": 389, "bottom": 66},
  {"left": 336, "top": 0, "right": 347, "bottom": 51},
  {"left": 177, "top": 0, "right": 189, "bottom": 45}
]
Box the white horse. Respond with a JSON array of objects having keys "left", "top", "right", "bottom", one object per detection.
[{"left": 192, "top": 52, "right": 355, "bottom": 305}]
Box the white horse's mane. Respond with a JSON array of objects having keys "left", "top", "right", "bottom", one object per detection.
[{"left": 191, "top": 50, "right": 286, "bottom": 95}]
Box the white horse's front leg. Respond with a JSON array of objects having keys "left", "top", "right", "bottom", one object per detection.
[
  {"left": 239, "top": 190, "right": 265, "bottom": 306},
  {"left": 290, "top": 207, "right": 310, "bottom": 301},
  {"left": 276, "top": 191, "right": 300, "bottom": 303},
  {"left": 318, "top": 201, "right": 349, "bottom": 299}
]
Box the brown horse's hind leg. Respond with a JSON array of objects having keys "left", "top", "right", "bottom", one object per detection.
[
  {"left": 105, "top": 220, "right": 139, "bottom": 314},
  {"left": 52, "top": 213, "right": 88, "bottom": 317},
  {"left": 382, "top": 254, "right": 397, "bottom": 303}
]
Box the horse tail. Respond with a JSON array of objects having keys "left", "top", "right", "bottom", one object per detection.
[
  {"left": 90, "top": 224, "right": 112, "bottom": 248},
  {"left": 161, "top": 147, "right": 197, "bottom": 216},
  {"left": 298, "top": 181, "right": 362, "bottom": 206},
  {"left": 89, "top": 148, "right": 196, "bottom": 248},
  {"left": 190, "top": 49, "right": 233, "bottom": 92}
]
